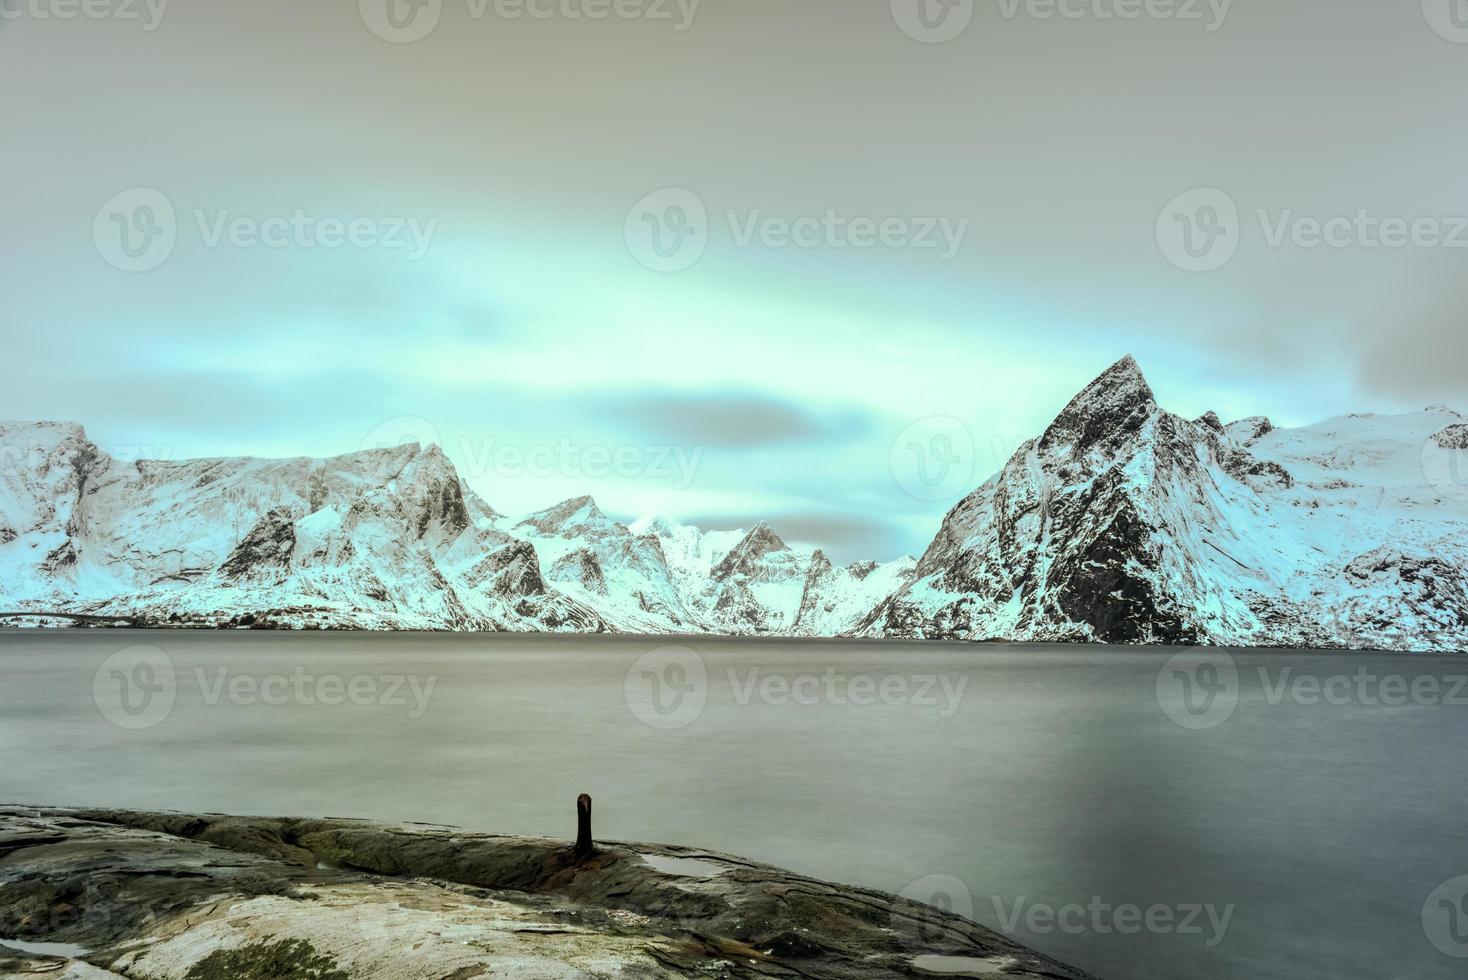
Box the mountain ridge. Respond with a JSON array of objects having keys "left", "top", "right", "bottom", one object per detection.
[{"left": 3, "top": 356, "right": 1465, "bottom": 650}]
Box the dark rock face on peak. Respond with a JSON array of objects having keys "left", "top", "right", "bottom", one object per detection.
[
  {"left": 1433, "top": 422, "right": 1468, "bottom": 450},
  {"left": 1224, "top": 415, "right": 1275, "bottom": 445},
  {"left": 219, "top": 507, "right": 297, "bottom": 583},
  {"left": 1197, "top": 411, "right": 1224, "bottom": 432},
  {"left": 548, "top": 548, "right": 608, "bottom": 596},
  {"left": 860, "top": 357, "right": 1211, "bottom": 644},
  {"left": 467, "top": 540, "right": 545, "bottom": 599},
  {"left": 710, "top": 521, "right": 791, "bottom": 582},
  {"left": 1038, "top": 355, "right": 1156, "bottom": 458},
  {"left": 791, "top": 550, "right": 835, "bottom": 632}
]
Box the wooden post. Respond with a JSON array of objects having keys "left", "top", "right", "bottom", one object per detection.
[{"left": 574, "top": 793, "right": 594, "bottom": 860}]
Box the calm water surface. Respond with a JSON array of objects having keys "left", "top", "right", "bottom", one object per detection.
[{"left": 1, "top": 630, "right": 1464, "bottom": 980}]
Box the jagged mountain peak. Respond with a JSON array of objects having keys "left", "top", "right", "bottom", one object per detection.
[
  {"left": 709, "top": 520, "right": 793, "bottom": 582},
  {"left": 1074, "top": 355, "right": 1153, "bottom": 407},
  {"left": 1225, "top": 416, "right": 1275, "bottom": 445},
  {"left": 1039, "top": 355, "right": 1159, "bottom": 455},
  {"left": 863, "top": 361, "right": 1468, "bottom": 652},
  {"left": 628, "top": 514, "right": 683, "bottom": 537},
  {"left": 738, "top": 520, "right": 789, "bottom": 555},
  {"left": 515, "top": 495, "right": 606, "bottom": 536}
]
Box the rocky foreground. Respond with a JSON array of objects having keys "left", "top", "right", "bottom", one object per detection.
[{"left": 0, "top": 806, "right": 1095, "bottom": 980}]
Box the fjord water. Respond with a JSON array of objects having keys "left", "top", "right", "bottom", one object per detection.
[{"left": 2, "top": 632, "right": 1464, "bottom": 980}]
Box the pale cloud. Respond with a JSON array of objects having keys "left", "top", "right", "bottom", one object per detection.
[{"left": 3, "top": 0, "right": 1464, "bottom": 562}]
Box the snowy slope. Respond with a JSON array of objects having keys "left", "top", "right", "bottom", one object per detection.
[
  {"left": 0, "top": 423, "right": 602, "bottom": 631},
  {"left": 791, "top": 551, "right": 918, "bottom": 637},
  {"left": 507, "top": 496, "right": 702, "bottom": 632},
  {"left": 856, "top": 357, "right": 1468, "bottom": 652},
  {"left": 620, "top": 516, "right": 916, "bottom": 635}
]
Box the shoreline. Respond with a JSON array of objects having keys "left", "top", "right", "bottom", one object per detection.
[
  {"left": 1, "top": 626, "right": 1462, "bottom": 658},
  {"left": 0, "top": 804, "right": 1099, "bottom": 979}
]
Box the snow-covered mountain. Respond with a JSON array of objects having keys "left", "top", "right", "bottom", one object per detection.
[
  {"left": 0, "top": 422, "right": 601, "bottom": 631},
  {"left": 3, "top": 356, "right": 1464, "bottom": 650},
  {"left": 857, "top": 356, "right": 1468, "bottom": 652},
  {"left": 0, "top": 422, "right": 911, "bottom": 634},
  {"left": 507, "top": 506, "right": 913, "bottom": 635}
]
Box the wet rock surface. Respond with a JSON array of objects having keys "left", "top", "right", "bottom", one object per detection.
[{"left": 0, "top": 806, "right": 1097, "bottom": 980}]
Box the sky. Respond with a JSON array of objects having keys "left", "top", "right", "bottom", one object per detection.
[{"left": 2, "top": 0, "right": 1467, "bottom": 562}]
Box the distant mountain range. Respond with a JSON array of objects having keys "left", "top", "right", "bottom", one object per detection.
[{"left": 3, "top": 357, "right": 1465, "bottom": 651}]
